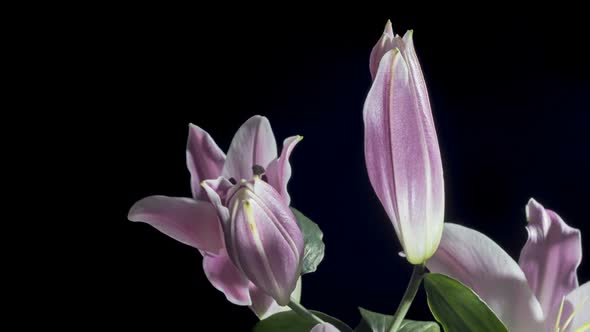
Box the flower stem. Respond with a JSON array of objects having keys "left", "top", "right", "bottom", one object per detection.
[
  {"left": 288, "top": 299, "right": 324, "bottom": 325},
  {"left": 388, "top": 264, "right": 426, "bottom": 332}
]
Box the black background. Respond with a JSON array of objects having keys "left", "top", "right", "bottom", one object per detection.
[{"left": 97, "top": 6, "right": 590, "bottom": 330}]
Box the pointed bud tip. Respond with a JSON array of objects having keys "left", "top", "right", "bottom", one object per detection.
[
  {"left": 384, "top": 20, "right": 394, "bottom": 35},
  {"left": 525, "top": 198, "right": 539, "bottom": 222}
]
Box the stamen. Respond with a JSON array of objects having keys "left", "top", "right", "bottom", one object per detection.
[
  {"left": 243, "top": 200, "right": 256, "bottom": 235},
  {"left": 574, "top": 322, "right": 590, "bottom": 332},
  {"left": 562, "top": 296, "right": 589, "bottom": 332},
  {"left": 252, "top": 164, "right": 265, "bottom": 176},
  {"left": 555, "top": 296, "right": 566, "bottom": 332},
  {"left": 229, "top": 177, "right": 237, "bottom": 185}
]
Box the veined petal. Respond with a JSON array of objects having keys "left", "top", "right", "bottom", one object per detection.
[
  {"left": 518, "top": 199, "right": 582, "bottom": 325},
  {"left": 128, "top": 195, "right": 223, "bottom": 254},
  {"left": 265, "top": 135, "right": 303, "bottom": 205},
  {"left": 561, "top": 282, "right": 590, "bottom": 332},
  {"left": 203, "top": 251, "right": 252, "bottom": 306},
  {"left": 363, "top": 49, "right": 444, "bottom": 264},
  {"left": 222, "top": 115, "right": 277, "bottom": 182},
  {"left": 401, "top": 31, "right": 432, "bottom": 122},
  {"left": 186, "top": 124, "right": 226, "bottom": 199},
  {"left": 426, "top": 223, "right": 544, "bottom": 331},
  {"left": 226, "top": 179, "right": 303, "bottom": 305}
]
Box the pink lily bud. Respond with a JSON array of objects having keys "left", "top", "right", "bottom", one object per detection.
[
  {"left": 364, "top": 23, "right": 445, "bottom": 264},
  {"left": 203, "top": 176, "right": 304, "bottom": 306}
]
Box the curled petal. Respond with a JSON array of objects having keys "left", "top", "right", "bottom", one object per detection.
[
  {"left": 186, "top": 124, "right": 226, "bottom": 199},
  {"left": 128, "top": 195, "right": 223, "bottom": 254},
  {"left": 518, "top": 198, "right": 582, "bottom": 324},
  {"left": 222, "top": 115, "right": 277, "bottom": 182},
  {"left": 426, "top": 223, "right": 544, "bottom": 331},
  {"left": 265, "top": 135, "right": 303, "bottom": 205},
  {"left": 201, "top": 177, "right": 234, "bottom": 227},
  {"left": 203, "top": 251, "right": 252, "bottom": 306}
]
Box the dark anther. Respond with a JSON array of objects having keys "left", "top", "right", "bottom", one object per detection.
[
  {"left": 252, "top": 164, "right": 266, "bottom": 176},
  {"left": 229, "top": 177, "right": 237, "bottom": 185},
  {"left": 261, "top": 174, "right": 268, "bottom": 182}
]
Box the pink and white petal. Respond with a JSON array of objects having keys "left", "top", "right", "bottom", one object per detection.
[
  {"left": 560, "top": 282, "right": 590, "bottom": 332},
  {"left": 265, "top": 135, "right": 302, "bottom": 205},
  {"left": 128, "top": 195, "right": 223, "bottom": 254},
  {"left": 222, "top": 115, "right": 277, "bottom": 182},
  {"left": 186, "top": 124, "right": 226, "bottom": 199},
  {"left": 203, "top": 252, "right": 252, "bottom": 306},
  {"left": 426, "top": 223, "right": 545, "bottom": 332},
  {"left": 518, "top": 198, "right": 582, "bottom": 321},
  {"left": 401, "top": 31, "right": 431, "bottom": 118}
]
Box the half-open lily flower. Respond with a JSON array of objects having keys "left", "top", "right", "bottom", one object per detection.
[
  {"left": 201, "top": 176, "right": 304, "bottom": 306},
  {"left": 364, "top": 22, "right": 445, "bottom": 264},
  {"left": 128, "top": 115, "right": 302, "bottom": 319},
  {"left": 427, "top": 199, "right": 588, "bottom": 332}
]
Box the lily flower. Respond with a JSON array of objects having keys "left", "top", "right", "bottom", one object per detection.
[
  {"left": 128, "top": 115, "right": 302, "bottom": 319},
  {"left": 364, "top": 21, "right": 445, "bottom": 264},
  {"left": 201, "top": 175, "right": 304, "bottom": 306},
  {"left": 427, "top": 199, "right": 589, "bottom": 332}
]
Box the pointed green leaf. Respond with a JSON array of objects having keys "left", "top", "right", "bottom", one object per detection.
[
  {"left": 291, "top": 207, "right": 325, "bottom": 274},
  {"left": 424, "top": 273, "right": 508, "bottom": 332},
  {"left": 253, "top": 310, "right": 353, "bottom": 332},
  {"left": 355, "top": 307, "right": 439, "bottom": 332}
]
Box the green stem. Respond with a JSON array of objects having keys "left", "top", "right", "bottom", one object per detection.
[
  {"left": 388, "top": 264, "right": 426, "bottom": 332},
  {"left": 288, "top": 300, "right": 324, "bottom": 325}
]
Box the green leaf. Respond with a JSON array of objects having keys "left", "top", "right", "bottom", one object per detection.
[
  {"left": 253, "top": 310, "right": 353, "bottom": 332},
  {"left": 355, "top": 307, "right": 439, "bottom": 332},
  {"left": 424, "top": 273, "right": 508, "bottom": 332},
  {"left": 397, "top": 320, "right": 440, "bottom": 332},
  {"left": 291, "top": 207, "right": 325, "bottom": 274}
]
